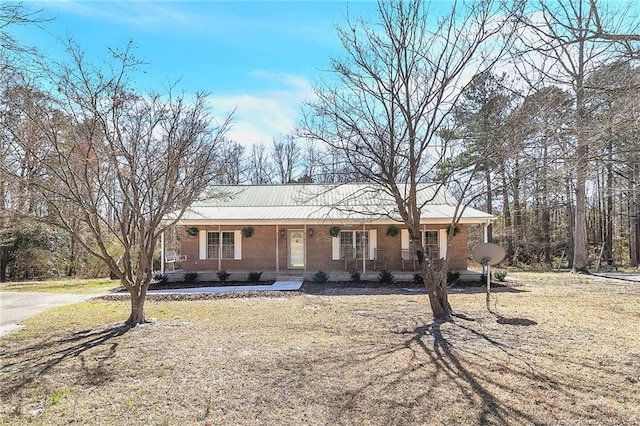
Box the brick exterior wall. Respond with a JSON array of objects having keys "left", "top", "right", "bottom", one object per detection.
[{"left": 175, "top": 224, "right": 469, "bottom": 273}]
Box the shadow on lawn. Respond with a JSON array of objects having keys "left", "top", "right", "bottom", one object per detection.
[
  {"left": 400, "top": 321, "right": 538, "bottom": 425},
  {"left": 494, "top": 314, "right": 537, "bottom": 326},
  {"left": 0, "top": 325, "right": 129, "bottom": 397},
  {"left": 301, "top": 282, "right": 528, "bottom": 296},
  {"left": 309, "top": 315, "right": 600, "bottom": 425}
]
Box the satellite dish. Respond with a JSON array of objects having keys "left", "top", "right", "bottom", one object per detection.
[{"left": 472, "top": 243, "right": 506, "bottom": 266}]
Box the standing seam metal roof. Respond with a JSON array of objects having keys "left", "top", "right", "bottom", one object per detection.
[{"left": 174, "top": 183, "right": 493, "bottom": 222}]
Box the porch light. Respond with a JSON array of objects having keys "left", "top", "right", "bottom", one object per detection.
[{"left": 308, "top": 228, "right": 314, "bottom": 237}]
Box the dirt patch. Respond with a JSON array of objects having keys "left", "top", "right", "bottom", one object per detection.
[{"left": 1, "top": 272, "right": 639, "bottom": 425}]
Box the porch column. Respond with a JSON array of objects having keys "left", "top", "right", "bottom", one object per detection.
[
  {"left": 275, "top": 225, "right": 280, "bottom": 274},
  {"left": 362, "top": 223, "right": 367, "bottom": 275},
  {"left": 160, "top": 231, "right": 165, "bottom": 274},
  {"left": 218, "top": 225, "right": 222, "bottom": 271}
]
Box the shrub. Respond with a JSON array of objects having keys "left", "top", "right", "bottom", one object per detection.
[
  {"left": 350, "top": 270, "right": 361, "bottom": 283},
  {"left": 247, "top": 271, "right": 263, "bottom": 283},
  {"left": 413, "top": 274, "right": 424, "bottom": 285},
  {"left": 312, "top": 270, "right": 329, "bottom": 283},
  {"left": 217, "top": 270, "right": 230, "bottom": 282},
  {"left": 153, "top": 272, "right": 168, "bottom": 284},
  {"left": 183, "top": 271, "right": 198, "bottom": 284},
  {"left": 447, "top": 271, "right": 460, "bottom": 284},
  {"left": 493, "top": 268, "right": 508, "bottom": 282},
  {"left": 378, "top": 270, "right": 394, "bottom": 284}
]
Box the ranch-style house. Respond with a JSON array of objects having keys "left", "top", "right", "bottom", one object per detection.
[{"left": 161, "top": 183, "right": 494, "bottom": 281}]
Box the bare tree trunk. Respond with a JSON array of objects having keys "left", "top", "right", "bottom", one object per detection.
[
  {"left": 541, "top": 144, "right": 551, "bottom": 265},
  {"left": 502, "top": 168, "right": 513, "bottom": 265},
  {"left": 486, "top": 171, "right": 493, "bottom": 243},
  {"left": 0, "top": 256, "right": 7, "bottom": 282},
  {"left": 605, "top": 140, "right": 614, "bottom": 265},
  {"left": 631, "top": 163, "right": 640, "bottom": 267},
  {"left": 566, "top": 178, "right": 575, "bottom": 268},
  {"left": 420, "top": 258, "right": 449, "bottom": 321},
  {"left": 573, "top": 152, "right": 589, "bottom": 272},
  {"left": 125, "top": 285, "right": 148, "bottom": 326},
  {"left": 572, "top": 66, "right": 589, "bottom": 273},
  {"left": 512, "top": 159, "right": 522, "bottom": 266}
]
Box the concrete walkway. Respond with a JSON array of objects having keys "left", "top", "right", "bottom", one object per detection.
[{"left": 0, "top": 292, "right": 101, "bottom": 337}]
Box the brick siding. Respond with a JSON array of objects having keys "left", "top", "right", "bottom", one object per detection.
[{"left": 175, "top": 224, "right": 469, "bottom": 273}]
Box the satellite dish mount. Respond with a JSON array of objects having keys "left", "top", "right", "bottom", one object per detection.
[{"left": 472, "top": 243, "right": 506, "bottom": 311}]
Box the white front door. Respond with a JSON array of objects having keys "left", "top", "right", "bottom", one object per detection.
[{"left": 288, "top": 230, "right": 305, "bottom": 269}]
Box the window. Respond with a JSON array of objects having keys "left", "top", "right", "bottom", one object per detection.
[
  {"left": 404, "top": 229, "right": 440, "bottom": 260},
  {"left": 425, "top": 230, "right": 439, "bottom": 259},
  {"left": 207, "top": 231, "right": 235, "bottom": 259},
  {"left": 340, "top": 231, "right": 369, "bottom": 259}
]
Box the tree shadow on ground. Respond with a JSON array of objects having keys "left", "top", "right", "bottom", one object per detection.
[
  {"left": 301, "top": 282, "right": 528, "bottom": 296},
  {"left": 284, "top": 313, "right": 608, "bottom": 425},
  {"left": 494, "top": 314, "right": 538, "bottom": 326},
  {"left": 401, "top": 320, "right": 538, "bottom": 424},
  {"left": 0, "top": 325, "right": 129, "bottom": 397}
]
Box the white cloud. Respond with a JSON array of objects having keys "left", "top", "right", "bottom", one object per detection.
[
  {"left": 208, "top": 72, "right": 314, "bottom": 147},
  {"left": 44, "top": 1, "right": 206, "bottom": 33}
]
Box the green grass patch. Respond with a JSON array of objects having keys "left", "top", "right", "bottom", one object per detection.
[{"left": 0, "top": 278, "right": 120, "bottom": 294}]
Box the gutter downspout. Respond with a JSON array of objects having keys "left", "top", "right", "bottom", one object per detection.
[{"left": 484, "top": 220, "right": 490, "bottom": 243}]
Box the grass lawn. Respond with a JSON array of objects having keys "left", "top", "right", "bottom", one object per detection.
[
  {"left": 1, "top": 272, "right": 639, "bottom": 425},
  {"left": 0, "top": 278, "right": 120, "bottom": 294}
]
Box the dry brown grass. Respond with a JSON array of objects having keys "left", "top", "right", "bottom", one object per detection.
[
  {"left": 0, "top": 278, "right": 119, "bottom": 294},
  {"left": 1, "top": 272, "right": 639, "bottom": 425}
]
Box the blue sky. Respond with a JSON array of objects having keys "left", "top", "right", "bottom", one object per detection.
[{"left": 16, "top": 1, "right": 379, "bottom": 146}]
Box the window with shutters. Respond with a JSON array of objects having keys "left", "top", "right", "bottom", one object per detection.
[
  {"left": 340, "top": 231, "right": 369, "bottom": 259},
  {"left": 425, "top": 230, "right": 439, "bottom": 259},
  {"left": 207, "top": 231, "right": 235, "bottom": 259},
  {"left": 408, "top": 230, "right": 440, "bottom": 259}
]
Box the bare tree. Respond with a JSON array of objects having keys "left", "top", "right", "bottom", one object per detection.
[
  {"left": 272, "top": 135, "right": 300, "bottom": 184},
  {"left": 0, "top": 3, "right": 49, "bottom": 281},
  {"left": 3, "top": 42, "right": 232, "bottom": 326},
  {"left": 297, "top": 139, "right": 322, "bottom": 183},
  {"left": 300, "top": 0, "right": 519, "bottom": 320},
  {"left": 248, "top": 142, "right": 273, "bottom": 184},
  {"left": 514, "top": 0, "right": 640, "bottom": 273},
  {"left": 214, "top": 138, "right": 245, "bottom": 184}
]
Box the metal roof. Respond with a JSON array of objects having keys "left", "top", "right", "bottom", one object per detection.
[{"left": 171, "top": 183, "right": 494, "bottom": 224}]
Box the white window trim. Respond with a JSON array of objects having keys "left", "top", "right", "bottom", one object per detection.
[
  {"left": 198, "top": 229, "right": 242, "bottom": 260},
  {"left": 401, "top": 228, "right": 442, "bottom": 259},
  {"left": 331, "top": 229, "right": 377, "bottom": 260}
]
